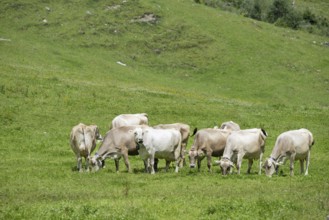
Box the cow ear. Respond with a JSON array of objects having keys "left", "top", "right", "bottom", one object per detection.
[{"left": 214, "top": 160, "right": 221, "bottom": 165}]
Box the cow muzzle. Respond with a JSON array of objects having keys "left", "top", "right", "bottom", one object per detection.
[{"left": 190, "top": 163, "right": 196, "bottom": 168}]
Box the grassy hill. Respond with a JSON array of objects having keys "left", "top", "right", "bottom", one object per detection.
[{"left": 1, "top": 0, "right": 328, "bottom": 219}]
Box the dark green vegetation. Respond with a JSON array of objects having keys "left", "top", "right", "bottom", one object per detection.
[
  {"left": 0, "top": 0, "right": 328, "bottom": 219},
  {"left": 197, "top": 0, "right": 329, "bottom": 36}
]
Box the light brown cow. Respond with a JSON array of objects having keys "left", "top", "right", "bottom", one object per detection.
[
  {"left": 70, "top": 123, "right": 102, "bottom": 172},
  {"left": 188, "top": 128, "right": 231, "bottom": 172},
  {"left": 216, "top": 128, "right": 268, "bottom": 175},
  {"left": 263, "top": 128, "right": 314, "bottom": 177},
  {"left": 153, "top": 123, "right": 191, "bottom": 167},
  {"left": 219, "top": 121, "right": 240, "bottom": 131},
  {"left": 89, "top": 125, "right": 148, "bottom": 172},
  {"left": 110, "top": 113, "right": 148, "bottom": 129}
]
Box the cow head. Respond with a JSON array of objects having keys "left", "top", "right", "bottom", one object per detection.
[
  {"left": 89, "top": 154, "right": 104, "bottom": 172},
  {"left": 133, "top": 127, "right": 144, "bottom": 145},
  {"left": 188, "top": 147, "right": 197, "bottom": 168},
  {"left": 263, "top": 158, "right": 279, "bottom": 177},
  {"left": 216, "top": 157, "right": 234, "bottom": 175},
  {"left": 188, "top": 147, "right": 204, "bottom": 168}
]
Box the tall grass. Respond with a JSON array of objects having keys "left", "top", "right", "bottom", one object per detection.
[{"left": 0, "top": 0, "right": 328, "bottom": 219}]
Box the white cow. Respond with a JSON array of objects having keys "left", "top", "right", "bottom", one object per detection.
[
  {"left": 216, "top": 128, "right": 268, "bottom": 175},
  {"left": 70, "top": 123, "right": 102, "bottom": 172},
  {"left": 134, "top": 127, "right": 182, "bottom": 174},
  {"left": 153, "top": 123, "right": 191, "bottom": 167},
  {"left": 110, "top": 113, "right": 148, "bottom": 129},
  {"left": 263, "top": 128, "right": 314, "bottom": 177}
]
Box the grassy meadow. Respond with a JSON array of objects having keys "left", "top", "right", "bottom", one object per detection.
[{"left": 0, "top": 0, "right": 328, "bottom": 219}]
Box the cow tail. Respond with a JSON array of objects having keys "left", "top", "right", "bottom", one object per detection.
[
  {"left": 309, "top": 132, "right": 315, "bottom": 148},
  {"left": 191, "top": 127, "right": 198, "bottom": 137}
]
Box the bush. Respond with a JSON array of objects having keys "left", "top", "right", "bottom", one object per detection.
[
  {"left": 267, "top": 0, "right": 292, "bottom": 23},
  {"left": 303, "top": 8, "right": 317, "bottom": 25}
]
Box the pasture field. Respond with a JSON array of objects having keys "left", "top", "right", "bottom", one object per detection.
[{"left": 0, "top": 0, "right": 328, "bottom": 219}]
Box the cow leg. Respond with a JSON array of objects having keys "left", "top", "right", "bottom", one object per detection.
[
  {"left": 300, "top": 159, "right": 304, "bottom": 175},
  {"left": 122, "top": 153, "right": 131, "bottom": 173},
  {"left": 164, "top": 160, "right": 170, "bottom": 172},
  {"left": 114, "top": 159, "right": 120, "bottom": 173},
  {"left": 237, "top": 154, "right": 243, "bottom": 175},
  {"left": 143, "top": 160, "right": 148, "bottom": 173},
  {"left": 179, "top": 143, "right": 185, "bottom": 168},
  {"left": 305, "top": 150, "right": 310, "bottom": 175},
  {"left": 150, "top": 156, "right": 155, "bottom": 174},
  {"left": 197, "top": 158, "right": 202, "bottom": 172},
  {"left": 77, "top": 155, "right": 83, "bottom": 172},
  {"left": 86, "top": 156, "right": 90, "bottom": 172},
  {"left": 259, "top": 152, "right": 263, "bottom": 175},
  {"left": 154, "top": 158, "right": 159, "bottom": 172},
  {"left": 247, "top": 159, "right": 253, "bottom": 174},
  {"left": 207, "top": 155, "right": 212, "bottom": 172},
  {"left": 174, "top": 159, "right": 180, "bottom": 173},
  {"left": 290, "top": 154, "right": 295, "bottom": 176},
  {"left": 182, "top": 144, "right": 186, "bottom": 167}
]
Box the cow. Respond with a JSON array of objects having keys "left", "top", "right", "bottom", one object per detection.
[
  {"left": 219, "top": 121, "right": 240, "bottom": 131},
  {"left": 110, "top": 113, "right": 148, "bottom": 129},
  {"left": 153, "top": 123, "right": 191, "bottom": 167},
  {"left": 133, "top": 127, "right": 182, "bottom": 174},
  {"left": 263, "top": 128, "right": 314, "bottom": 177},
  {"left": 216, "top": 128, "right": 268, "bottom": 175},
  {"left": 70, "top": 123, "right": 102, "bottom": 172},
  {"left": 188, "top": 128, "right": 231, "bottom": 172},
  {"left": 89, "top": 125, "right": 148, "bottom": 173}
]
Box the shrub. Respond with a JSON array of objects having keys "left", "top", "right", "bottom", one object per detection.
[{"left": 267, "top": 0, "right": 292, "bottom": 23}]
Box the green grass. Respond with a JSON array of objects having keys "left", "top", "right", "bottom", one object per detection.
[{"left": 0, "top": 0, "right": 328, "bottom": 219}]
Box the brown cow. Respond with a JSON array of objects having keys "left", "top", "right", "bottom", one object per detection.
[
  {"left": 188, "top": 128, "right": 231, "bottom": 172},
  {"left": 89, "top": 125, "right": 148, "bottom": 172}
]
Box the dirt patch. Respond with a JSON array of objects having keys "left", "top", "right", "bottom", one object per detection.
[{"left": 131, "top": 13, "right": 159, "bottom": 24}]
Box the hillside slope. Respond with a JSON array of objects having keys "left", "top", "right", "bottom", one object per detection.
[{"left": 1, "top": 0, "right": 328, "bottom": 107}]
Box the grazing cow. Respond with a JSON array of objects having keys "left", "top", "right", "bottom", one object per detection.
[
  {"left": 219, "top": 121, "right": 240, "bottom": 131},
  {"left": 263, "top": 128, "right": 314, "bottom": 177},
  {"left": 153, "top": 123, "right": 191, "bottom": 167},
  {"left": 216, "top": 128, "right": 268, "bottom": 175},
  {"left": 70, "top": 123, "right": 102, "bottom": 172},
  {"left": 89, "top": 125, "right": 148, "bottom": 172},
  {"left": 110, "top": 113, "right": 148, "bottom": 129},
  {"left": 133, "top": 127, "right": 182, "bottom": 174},
  {"left": 188, "top": 128, "right": 231, "bottom": 172}
]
